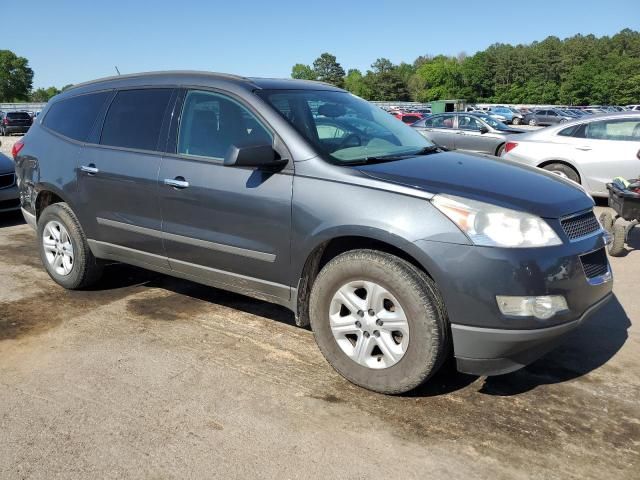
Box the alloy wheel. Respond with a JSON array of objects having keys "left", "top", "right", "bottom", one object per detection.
[
  {"left": 42, "top": 220, "right": 75, "bottom": 276},
  {"left": 329, "top": 280, "right": 409, "bottom": 369}
]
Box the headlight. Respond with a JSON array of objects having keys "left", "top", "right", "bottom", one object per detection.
[{"left": 432, "top": 194, "right": 562, "bottom": 248}]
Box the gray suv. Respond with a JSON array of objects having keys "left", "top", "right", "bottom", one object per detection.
[{"left": 15, "top": 72, "right": 613, "bottom": 394}]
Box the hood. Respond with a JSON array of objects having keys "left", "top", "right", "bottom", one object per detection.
[
  {"left": 0, "top": 153, "right": 15, "bottom": 174},
  {"left": 357, "top": 151, "right": 593, "bottom": 219}
]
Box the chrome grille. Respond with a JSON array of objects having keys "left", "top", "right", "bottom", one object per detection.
[
  {"left": 580, "top": 248, "right": 608, "bottom": 279},
  {"left": 0, "top": 173, "right": 15, "bottom": 189},
  {"left": 561, "top": 210, "right": 600, "bottom": 240}
]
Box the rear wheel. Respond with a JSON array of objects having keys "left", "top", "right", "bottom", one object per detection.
[
  {"left": 309, "top": 249, "right": 449, "bottom": 394},
  {"left": 496, "top": 144, "right": 506, "bottom": 157},
  {"left": 542, "top": 163, "right": 580, "bottom": 184},
  {"left": 38, "top": 203, "right": 103, "bottom": 289}
]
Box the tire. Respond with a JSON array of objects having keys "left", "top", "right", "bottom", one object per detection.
[
  {"left": 496, "top": 144, "right": 505, "bottom": 157},
  {"left": 599, "top": 211, "right": 614, "bottom": 233},
  {"left": 512, "top": 117, "right": 521, "bottom": 125},
  {"left": 608, "top": 223, "right": 626, "bottom": 257},
  {"left": 0, "top": 126, "right": 5, "bottom": 136},
  {"left": 37, "top": 202, "right": 103, "bottom": 289},
  {"left": 542, "top": 162, "right": 580, "bottom": 184},
  {"left": 309, "top": 249, "right": 449, "bottom": 394},
  {"left": 528, "top": 119, "right": 537, "bottom": 126}
]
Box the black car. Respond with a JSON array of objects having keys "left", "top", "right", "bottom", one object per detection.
[
  {"left": 0, "top": 111, "right": 33, "bottom": 136},
  {"left": 14, "top": 71, "right": 612, "bottom": 394}
]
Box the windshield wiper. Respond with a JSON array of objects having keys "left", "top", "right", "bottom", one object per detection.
[{"left": 343, "top": 145, "right": 442, "bottom": 165}]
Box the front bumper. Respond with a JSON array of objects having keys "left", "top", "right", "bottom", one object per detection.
[
  {"left": 0, "top": 184, "right": 20, "bottom": 212},
  {"left": 412, "top": 228, "right": 613, "bottom": 375},
  {"left": 453, "top": 293, "right": 612, "bottom": 375}
]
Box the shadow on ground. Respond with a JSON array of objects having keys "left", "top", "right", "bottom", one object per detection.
[
  {"left": 0, "top": 210, "right": 25, "bottom": 229},
  {"left": 88, "top": 262, "right": 630, "bottom": 398}
]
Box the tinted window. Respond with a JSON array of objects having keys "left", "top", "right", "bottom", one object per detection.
[
  {"left": 178, "top": 90, "right": 272, "bottom": 159},
  {"left": 558, "top": 125, "right": 581, "bottom": 137},
  {"left": 402, "top": 115, "right": 421, "bottom": 124},
  {"left": 548, "top": 110, "right": 558, "bottom": 116},
  {"left": 536, "top": 110, "right": 547, "bottom": 116},
  {"left": 7, "top": 112, "right": 31, "bottom": 120},
  {"left": 101, "top": 89, "right": 172, "bottom": 151},
  {"left": 43, "top": 92, "right": 110, "bottom": 141},
  {"left": 413, "top": 118, "right": 426, "bottom": 127}
]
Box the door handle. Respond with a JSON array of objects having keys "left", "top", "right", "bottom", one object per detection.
[
  {"left": 575, "top": 146, "right": 592, "bottom": 151},
  {"left": 164, "top": 177, "right": 190, "bottom": 189},
  {"left": 80, "top": 164, "right": 99, "bottom": 175}
]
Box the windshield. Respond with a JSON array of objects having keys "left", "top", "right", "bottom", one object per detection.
[
  {"left": 473, "top": 114, "right": 510, "bottom": 130},
  {"left": 256, "top": 90, "right": 434, "bottom": 164}
]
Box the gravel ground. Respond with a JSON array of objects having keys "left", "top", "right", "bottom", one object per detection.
[{"left": 0, "top": 132, "right": 638, "bottom": 479}]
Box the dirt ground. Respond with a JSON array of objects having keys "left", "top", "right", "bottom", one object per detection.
[{"left": 0, "top": 134, "right": 638, "bottom": 479}]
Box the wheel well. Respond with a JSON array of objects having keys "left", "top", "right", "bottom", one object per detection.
[
  {"left": 495, "top": 142, "right": 505, "bottom": 156},
  {"left": 294, "top": 236, "right": 428, "bottom": 328},
  {"left": 35, "top": 191, "right": 64, "bottom": 220},
  {"left": 537, "top": 160, "right": 581, "bottom": 183}
]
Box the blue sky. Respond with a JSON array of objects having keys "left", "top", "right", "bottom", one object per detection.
[{"left": 5, "top": 0, "right": 639, "bottom": 89}]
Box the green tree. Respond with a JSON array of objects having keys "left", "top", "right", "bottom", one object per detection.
[
  {"left": 363, "top": 58, "right": 409, "bottom": 101},
  {"left": 344, "top": 69, "right": 372, "bottom": 98},
  {"left": 291, "top": 63, "right": 316, "bottom": 81},
  {"left": 0, "top": 50, "right": 34, "bottom": 101},
  {"left": 30, "top": 86, "right": 61, "bottom": 102},
  {"left": 312, "top": 53, "right": 345, "bottom": 87}
]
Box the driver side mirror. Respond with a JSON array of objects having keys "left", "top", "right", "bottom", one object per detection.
[
  {"left": 224, "top": 143, "right": 287, "bottom": 168},
  {"left": 479, "top": 126, "right": 489, "bottom": 134}
]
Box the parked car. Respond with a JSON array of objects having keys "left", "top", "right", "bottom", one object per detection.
[
  {"left": 0, "top": 111, "right": 33, "bottom": 136},
  {"left": 0, "top": 151, "right": 20, "bottom": 213},
  {"left": 393, "top": 112, "right": 423, "bottom": 124},
  {"left": 412, "top": 112, "right": 525, "bottom": 155},
  {"left": 523, "top": 108, "right": 573, "bottom": 126},
  {"left": 502, "top": 112, "right": 640, "bottom": 196},
  {"left": 489, "top": 106, "right": 524, "bottom": 125},
  {"left": 15, "top": 71, "right": 612, "bottom": 394},
  {"left": 485, "top": 110, "right": 508, "bottom": 122}
]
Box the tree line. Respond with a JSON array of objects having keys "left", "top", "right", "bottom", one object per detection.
[
  {"left": 0, "top": 50, "right": 72, "bottom": 103},
  {"left": 291, "top": 29, "right": 640, "bottom": 105}
]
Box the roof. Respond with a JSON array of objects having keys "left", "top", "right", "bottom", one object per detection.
[{"left": 62, "top": 70, "right": 343, "bottom": 97}]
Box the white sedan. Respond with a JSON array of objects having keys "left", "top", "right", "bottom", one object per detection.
[{"left": 502, "top": 112, "right": 640, "bottom": 197}]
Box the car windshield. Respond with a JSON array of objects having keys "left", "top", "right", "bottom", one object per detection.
[
  {"left": 256, "top": 90, "right": 434, "bottom": 164},
  {"left": 472, "top": 114, "right": 510, "bottom": 130}
]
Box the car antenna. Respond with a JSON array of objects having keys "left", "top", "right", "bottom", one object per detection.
[{"left": 115, "top": 66, "right": 121, "bottom": 76}]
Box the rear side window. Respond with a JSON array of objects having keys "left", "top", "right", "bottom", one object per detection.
[
  {"left": 100, "top": 89, "right": 172, "bottom": 151},
  {"left": 43, "top": 92, "right": 110, "bottom": 141},
  {"left": 584, "top": 119, "right": 640, "bottom": 141}
]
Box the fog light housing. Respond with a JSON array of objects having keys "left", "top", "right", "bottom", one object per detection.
[{"left": 496, "top": 295, "right": 569, "bottom": 320}]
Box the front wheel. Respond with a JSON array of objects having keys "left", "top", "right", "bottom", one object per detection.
[
  {"left": 309, "top": 249, "right": 449, "bottom": 394},
  {"left": 38, "top": 203, "right": 103, "bottom": 289},
  {"left": 528, "top": 118, "right": 537, "bottom": 126},
  {"left": 512, "top": 117, "right": 521, "bottom": 125}
]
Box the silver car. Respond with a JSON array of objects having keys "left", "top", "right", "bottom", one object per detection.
[
  {"left": 412, "top": 112, "right": 525, "bottom": 156},
  {"left": 502, "top": 112, "right": 640, "bottom": 197}
]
